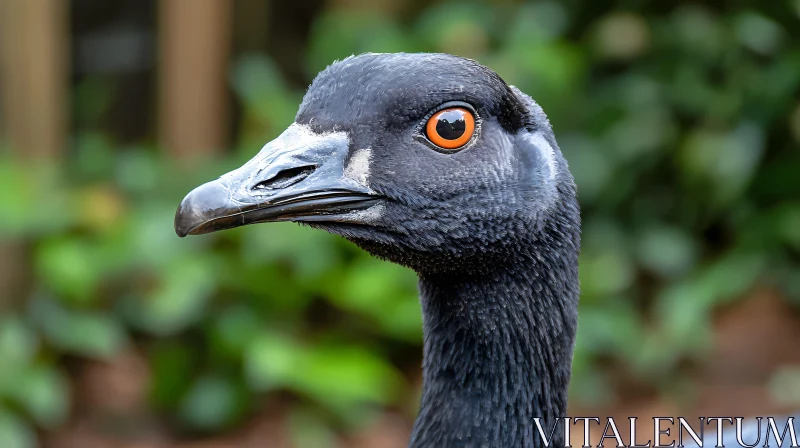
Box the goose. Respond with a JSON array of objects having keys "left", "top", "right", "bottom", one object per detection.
[
  {"left": 173, "top": 52, "right": 792, "bottom": 447},
  {"left": 175, "top": 51, "right": 578, "bottom": 447}
]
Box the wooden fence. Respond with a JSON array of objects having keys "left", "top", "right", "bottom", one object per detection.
[{"left": 0, "top": 0, "right": 234, "bottom": 160}]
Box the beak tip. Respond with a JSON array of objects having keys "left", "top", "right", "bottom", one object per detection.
[
  {"left": 174, "top": 183, "right": 215, "bottom": 238},
  {"left": 174, "top": 224, "right": 189, "bottom": 238},
  {"left": 174, "top": 204, "right": 193, "bottom": 238}
]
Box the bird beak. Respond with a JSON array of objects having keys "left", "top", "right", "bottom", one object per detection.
[{"left": 174, "top": 124, "right": 380, "bottom": 237}]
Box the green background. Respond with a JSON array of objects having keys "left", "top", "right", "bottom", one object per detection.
[{"left": 1, "top": 0, "right": 800, "bottom": 446}]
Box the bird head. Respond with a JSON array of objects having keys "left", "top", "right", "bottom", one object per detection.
[{"left": 175, "top": 53, "right": 577, "bottom": 274}]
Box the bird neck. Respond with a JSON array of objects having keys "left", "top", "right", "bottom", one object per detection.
[{"left": 409, "top": 245, "right": 579, "bottom": 447}]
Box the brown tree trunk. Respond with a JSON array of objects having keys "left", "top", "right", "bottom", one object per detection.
[
  {"left": 0, "top": 0, "right": 68, "bottom": 309},
  {"left": 0, "top": 0, "right": 69, "bottom": 159},
  {"left": 158, "top": 0, "right": 232, "bottom": 160}
]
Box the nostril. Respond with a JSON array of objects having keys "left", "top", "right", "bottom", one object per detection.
[{"left": 253, "top": 165, "right": 316, "bottom": 191}]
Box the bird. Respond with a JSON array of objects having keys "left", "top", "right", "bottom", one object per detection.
[
  {"left": 172, "top": 52, "right": 800, "bottom": 448},
  {"left": 174, "top": 51, "right": 579, "bottom": 447}
]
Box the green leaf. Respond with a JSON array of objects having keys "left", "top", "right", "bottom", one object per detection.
[
  {"left": 0, "top": 409, "right": 35, "bottom": 448},
  {"left": 576, "top": 301, "right": 644, "bottom": 361},
  {"left": 696, "top": 252, "right": 766, "bottom": 305},
  {"left": 415, "top": 2, "right": 494, "bottom": 58},
  {"left": 734, "top": 12, "right": 784, "bottom": 55},
  {"left": 230, "top": 55, "right": 301, "bottom": 148},
  {"left": 591, "top": 12, "right": 651, "bottom": 60},
  {"left": 210, "top": 305, "right": 264, "bottom": 359},
  {"left": 328, "top": 258, "right": 421, "bottom": 340},
  {"left": 0, "top": 159, "right": 71, "bottom": 237},
  {"left": 72, "top": 132, "right": 116, "bottom": 179},
  {"left": 559, "top": 134, "right": 612, "bottom": 204},
  {"left": 375, "top": 297, "right": 423, "bottom": 342},
  {"left": 635, "top": 225, "right": 697, "bottom": 278},
  {"left": 115, "top": 149, "right": 161, "bottom": 194},
  {"left": 245, "top": 334, "right": 403, "bottom": 413},
  {"left": 579, "top": 249, "right": 635, "bottom": 299},
  {"left": 670, "top": 5, "right": 725, "bottom": 59},
  {"left": 150, "top": 342, "right": 194, "bottom": 409},
  {"left": 36, "top": 238, "right": 101, "bottom": 305},
  {"left": 654, "top": 281, "right": 714, "bottom": 360},
  {"left": 679, "top": 122, "right": 765, "bottom": 205},
  {"left": 293, "top": 346, "right": 403, "bottom": 409},
  {"left": 0, "top": 317, "right": 38, "bottom": 367},
  {"left": 31, "top": 297, "right": 128, "bottom": 359},
  {"left": 604, "top": 108, "right": 676, "bottom": 162},
  {"left": 11, "top": 365, "right": 69, "bottom": 428},
  {"left": 127, "top": 255, "right": 217, "bottom": 336},
  {"left": 776, "top": 204, "right": 800, "bottom": 249},
  {"left": 650, "top": 251, "right": 765, "bottom": 368},
  {"left": 504, "top": 1, "right": 568, "bottom": 45},
  {"left": 337, "top": 259, "right": 412, "bottom": 311},
  {"left": 308, "top": 10, "right": 415, "bottom": 76},
  {"left": 180, "top": 374, "right": 245, "bottom": 431},
  {"left": 244, "top": 332, "right": 300, "bottom": 391},
  {"left": 129, "top": 203, "right": 201, "bottom": 268},
  {"left": 240, "top": 222, "right": 341, "bottom": 278}
]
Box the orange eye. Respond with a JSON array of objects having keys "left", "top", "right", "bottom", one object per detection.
[{"left": 425, "top": 107, "right": 475, "bottom": 150}]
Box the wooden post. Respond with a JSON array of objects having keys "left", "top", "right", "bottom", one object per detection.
[
  {"left": 0, "top": 0, "right": 69, "bottom": 159},
  {"left": 158, "top": 0, "right": 232, "bottom": 160},
  {"left": 0, "top": 0, "right": 68, "bottom": 309}
]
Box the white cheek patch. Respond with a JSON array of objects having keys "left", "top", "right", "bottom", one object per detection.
[
  {"left": 344, "top": 148, "right": 372, "bottom": 187},
  {"left": 339, "top": 202, "right": 385, "bottom": 223},
  {"left": 525, "top": 132, "right": 558, "bottom": 181}
]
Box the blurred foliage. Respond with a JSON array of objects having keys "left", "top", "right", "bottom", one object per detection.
[{"left": 2, "top": 0, "right": 800, "bottom": 446}]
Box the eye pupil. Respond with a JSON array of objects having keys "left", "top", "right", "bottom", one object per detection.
[{"left": 435, "top": 110, "right": 466, "bottom": 140}]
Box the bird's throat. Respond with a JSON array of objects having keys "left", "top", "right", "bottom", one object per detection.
[{"left": 409, "top": 254, "right": 579, "bottom": 448}]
